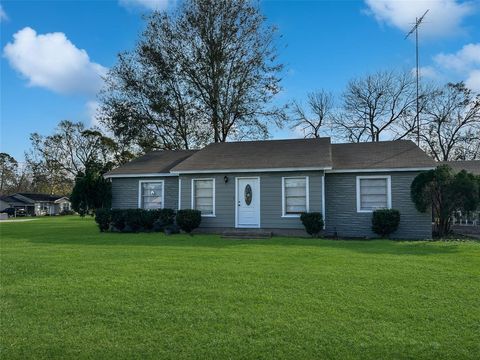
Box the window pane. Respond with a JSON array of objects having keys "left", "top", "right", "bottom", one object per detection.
[
  {"left": 359, "top": 178, "right": 388, "bottom": 210},
  {"left": 142, "top": 182, "right": 163, "bottom": 209},
  {"left": 194, "top": 179, "right": 213, "bottom": 215},
  {"left": 285, "top": 177, "right": 307, "bottom": 214}
]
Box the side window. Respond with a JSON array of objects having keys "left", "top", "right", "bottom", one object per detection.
[
  {"left": 140, "top": 181, "right": 164, "bottom": 209},
  {"left": 283, "top": 177, "right": 308, "bottom": 216},
  {"left": 356, "top": 176, "right": 391, "bottom": 212},
  {"left": 192, "top": 179, "right": 215, "bottom": 216}
]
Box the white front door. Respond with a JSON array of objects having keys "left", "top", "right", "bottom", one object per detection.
[{"left": 236, "top": 177, "right": 260, "bottom": 228}]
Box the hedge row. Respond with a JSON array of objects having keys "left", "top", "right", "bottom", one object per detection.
[{"left": 94, "top": 208, "right": 201, "bottom": 234}]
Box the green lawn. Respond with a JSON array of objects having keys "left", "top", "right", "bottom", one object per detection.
[{"left": 1, "top": 217, "right": 479, "bottom": 359}]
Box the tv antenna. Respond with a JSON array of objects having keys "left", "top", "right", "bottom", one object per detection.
[{"left": 405, "top": 9, "right": 429, "bottom": 146}]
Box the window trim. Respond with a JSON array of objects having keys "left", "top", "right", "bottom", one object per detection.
[
  {"left": 191, "top": 178, "right": 216, "bottom": 217},
  {"left": 281, "top": 176, "right": 309, "bottom": 218},
  {"left": 178, "top": 178, "right": 182, "bottom": 210},
  {"left": 138, "top": 180, "right": 165, "bottom": 209},
  {"left": 356, "top": 175, "right": 392, "bottom": 213}
]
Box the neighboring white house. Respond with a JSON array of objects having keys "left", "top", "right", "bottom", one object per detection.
[{"left": 0, "top": 193, "right": 71, "bottom": 216}]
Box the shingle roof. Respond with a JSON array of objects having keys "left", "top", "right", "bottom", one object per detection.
[
  {"left": 104, "top": 150, "right": 197, "bottom": 177},
  {"left": 170, "top": 138, "right": 332, "bottom": 173},
  {"left": 16, "top": 193, "right": 66, "bottom": 202},
  {"left": 0, "top": 195, "right": 30, "bottom": 205},
  {"left": 330, "top": 140, "right": 435, "bottom": 170},
  {"left": 441, "top": 160, "right": 480, "bottom": 175}
]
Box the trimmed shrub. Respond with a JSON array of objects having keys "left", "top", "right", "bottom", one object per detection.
[
  {"left": 300, "top": 212, "right": 324, "bottom": 237},
  {"left": 95, "top": 208, "right": 111, "bottom": 232},
  {"left": 124, "top": 209, "right": 144, "bottom": 232},
  {"left": 176, "top": 210, "right": 202, "bottom": 234},
  {"left": 164, "top": 224, "right": 180, "bottom": 235},
  {"left": 110, "top": 209, "right": 126, "bottom": 231},
  {"left": 93, "top": 208, "right": 176, "bottom": 233},
  {"left": 372, "top": 209, "right": 400, "bottom": 238}
]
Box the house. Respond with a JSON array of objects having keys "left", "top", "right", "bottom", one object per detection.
[
  {"left": 105, "top": 138, "right": 436, "bottom": 239},
  {"left": 0, "top": 193, "right": 72, "bottom": 216}
]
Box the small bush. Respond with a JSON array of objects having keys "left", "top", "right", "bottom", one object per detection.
[
  {"left": 124, "top": 209, "right": 144, "bottom": 232},
  {"left": 176, "top": 210, "right": 202, "bottom": 234},
  {"left": 110, "top": 209, "right": 126, "bottom": 231},
  {"left": 300, "top": 212, "right": 324, "bottom": 237},
  {"left": 59, "top": 209, "right": 75, "bottom": 216},
  {"left": 372, "top": 209, "right": 400, "bottom": 238},
  {"left": 93, "top": 208, "right": 177, "bottom": 233},
  {"left": 95, "top": 208, "right": 111, "bottom": 232},
  {"left": 164, "top": 224, "right": 180, "bottom": 235}
]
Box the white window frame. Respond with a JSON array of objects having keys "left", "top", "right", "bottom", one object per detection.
[
  {"left": 281, "top": 176, "right": 309, "bottom": 218},
  {"left": 178, "top": 178, "right": 182, "bottom": 210},
  {"left": 191, "top": 178, "right": 216, "bottom": 217},
  {"left": 356, "top": 175, "right": 392, "bottom": 213},
  {"left": 138, "top": 180, "right": 165, "bottom": 209}
]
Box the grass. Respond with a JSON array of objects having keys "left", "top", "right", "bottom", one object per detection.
[{"left": 1, "top": 216, "right": 479, "bottom": 359}]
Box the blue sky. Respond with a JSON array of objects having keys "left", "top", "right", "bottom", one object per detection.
[{"left": 1, "top": 0, "right": 479, "bottom": 161}]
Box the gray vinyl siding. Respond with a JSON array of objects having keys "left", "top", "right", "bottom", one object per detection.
[
  {"left": 179, "top": 171, "right": 324, "bottom": 229},
  {"left": 111, "top": 177, "right": 179, "bottom": 209},
  {"left": 325, "top": 172, "right": 432, "bottom": 239}
]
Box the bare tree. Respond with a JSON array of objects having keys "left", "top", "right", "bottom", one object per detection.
[
  {"left": 291, "top": 90, "right": 334, "bottom": 138},
  {"left": 332, "top": 70, "right": 418, "bottom": 142},
  {"left": 420, "top": 82, "right": 480, "bottom": 161},
  {"left": 100, "top": 0, "right": 285, "bottom": 149}
]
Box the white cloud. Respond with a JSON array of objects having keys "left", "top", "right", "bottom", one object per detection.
[
  {"left": 465, "top": 70, "right": 480, "bottom": 91},
  {"left": 434, "top": 43, "right": 480, "bottom": 72},
  {"left": 119, "top": 0, "right": 171, "bottom": 10},
  {"left": 3, "top": 27, "right": 107, "bottom": 95},
  {"left": 412, "top": 66, "right": 439, "bottom": 79},
  {"left": 86, "top": 100, "right": 101, "bottom": 127},
  {"left": 0, "top": 4, "right": 8, "bottom": 22},
  {"left": 365, "top": 0, "right": 475, "bottom": 38},
  {"left": 434, "top": 43, "right": 480, "bottom": 91}
]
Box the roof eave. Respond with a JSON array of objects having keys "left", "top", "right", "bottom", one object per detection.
[
  {"left": 326, "top": 166, "right": 435, "bottom": 173},
  {"left": 171, "top": 166, "right": 333, "bottom": 174},
  {"left": 103, "top": 172, "right": 179, "bottom": 179}
]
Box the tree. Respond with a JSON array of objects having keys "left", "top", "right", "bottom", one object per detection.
[
  {"left": 332, "top": 70, "right": 419, "bottom": 142},
  {"left": 25, "top": 120, "right": 135, "bottom": 194},
  {"left": 411, "top": 165, "right": 479, "bottom": 237},
  {"left": 100, "top": 0, "right": 285, "bottom": 150},
  {"left": 420, "top": 82, "right": 480, "bottom": 161},
  {"left": 290, "top": 90, "right": 334, "bottom": 138},
  {"left": 0, "top": 153, "right": 18, "bottom": 195},
  {"left": 70, "top": 161, "right": 112, "bottom": 216}
]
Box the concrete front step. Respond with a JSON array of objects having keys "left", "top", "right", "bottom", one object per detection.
[{"left": 221, "top": 230, "right": 272, "bottom": 239}]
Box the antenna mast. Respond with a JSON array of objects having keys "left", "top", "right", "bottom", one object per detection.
[{"left": 405, "top": 9, "right": 428, "bottom": 146}]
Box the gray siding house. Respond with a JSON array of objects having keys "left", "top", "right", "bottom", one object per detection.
[{"left": 105, "top": 138, "right": 435, "bottom": 239}]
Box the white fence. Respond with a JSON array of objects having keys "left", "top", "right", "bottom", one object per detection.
[{"left": 452, "top": 210, "right": 480, "bottom": 226}]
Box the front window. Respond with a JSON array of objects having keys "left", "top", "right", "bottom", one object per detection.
[
  {"left": 357, "top": 176, "right": 391, "bottom": 212},
  {"left": 192, "top": 179, "right": 214, "bottom": 216},
  {"left": 283, "top": 177, "right": 308, "bottom": 216},
  {"left": 140, "top": 181, "right": 164, "bottom": 209}
]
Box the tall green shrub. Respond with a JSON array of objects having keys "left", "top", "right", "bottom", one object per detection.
[
  {"left": 95, "top": 208, "right": 111, "bottom": 232},
  {"left": 411, "top": 165, "right": 479, "bottom": 236},
  {"left": 300, "top": 212, "right": 324, "bottom": 237},
  {"left": 176, "top": 210, "right": 202, "bottom": 234},
  {"left": 71, "top": 161, "right": 111, "bottom": 216},
  {"left": 371, "top": 209, "right": 400, "bottom": 238}
]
